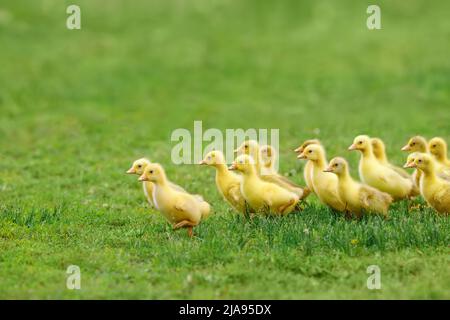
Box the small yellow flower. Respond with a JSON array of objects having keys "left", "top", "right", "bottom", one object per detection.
[{"left": 350, "top": 239, "right": 359, "bottom": 245}]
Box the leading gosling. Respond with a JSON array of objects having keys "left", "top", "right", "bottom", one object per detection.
[{"left": 138, "top": 163, "right": 211, "bottom": 237}]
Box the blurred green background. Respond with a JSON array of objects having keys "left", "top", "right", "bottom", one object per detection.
[{"left": 0, "top": 0, "right": 449, "bottom": 299}]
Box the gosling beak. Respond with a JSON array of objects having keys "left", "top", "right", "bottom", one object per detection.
[
  {"left": 297, "top": 153, "right": 307, "bottom": 160},
  {"left": 138, "top": 174, "right": 148, "bottom": 182},
  {"left": 199, "top": 160, "right": 207, "bottom": 165},
  {"left": 228, "top": 163, "right": 237, "bottom": 170},
  {"left": 126, "top": 168, "right": 136, "bottom": 174},
  {"left": 403, "top": 162, "right": 416, "bottom": 169},
  {"left": 323, "top": 167, "right": 333, "bottom": 173},
  {"left": 401, "top": 145, "right": 410, "bottom": 152},
  {"left": 348, "top": 144, "right": 357, "bottom": 151}
]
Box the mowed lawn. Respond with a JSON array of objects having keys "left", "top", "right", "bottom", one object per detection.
[{"left": 0, "top": 0, "right": 449, "bottom": 299}]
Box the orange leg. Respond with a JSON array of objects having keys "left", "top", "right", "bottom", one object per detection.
[
  {"left": 173, "top": 220, "right": 197, "bottom": 237},
  {"left": 187, "top": 226, "right": 193, "bottom": 238}
]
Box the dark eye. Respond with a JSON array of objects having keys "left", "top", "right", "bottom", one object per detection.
[
  {"left": 150, "top": 170, "right": 154, "bottom": 174},
  {"left": 433, "top": 145, "right": 437, "bottom": 148},
  {"left": 411, "top": 143, "right": 415, "bottom": 146},
  {"left": 359, "top": 141, "right": 363, "bottom": 144},
  {"left": 138, "top": 165, "right": 142, "bottom": 168},
  {"left": 309, "top": 150, "right": 312, "bottom": 153},
  {"left": 334, "top": 164, "right": 338, "bottom": 167},
  {"left": 244, "top": 145, "right": 248, "bottom": 149},
  {"left": 418, "top": 160, "right": 422, "bottom": 163}
]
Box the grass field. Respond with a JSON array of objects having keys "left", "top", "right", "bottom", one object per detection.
[{"left": 0, "top": 0, "right": 449, "bottom": 299}]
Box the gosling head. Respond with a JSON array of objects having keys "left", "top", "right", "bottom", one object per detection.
[
  {"left": 324, "top": 157, "right": 348, "bottom": 175},
  {"left": 297, "top": 144, "right": 324, "bottom": 161},
  {"left": 234, "top": 140, "right": 260, "bottom": 157},
  {"left": 403, "top": 152, "right": 420, "bottom": 169},
  {"left": 138, "top": 163, "right": 165, "bottom": 183},
  {"left": 401, "top": 136, "right": 428, "bottom": 152},
  {"left": 348, "top": 135, "right": 371, "bottom": 152},
  {"left": 429, "top": 137, "right": 447, "bottom": 158},
  {"left": 260, "top": 145, "right": 276, "bottom": 166},
  {"left": 126, "top": 158, "right": 151, "bottom": 175},
  {"left": 404, "top": 153, "right": 433, "bottom": 172},
  {"left": 199, "top": 150, "right": 226, "bottom": 166},
  {"left": 228, "top": 154, "right": 255, "bottom": 174}
]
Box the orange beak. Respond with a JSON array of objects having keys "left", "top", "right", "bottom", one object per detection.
[
  {"left": 403, "top": 162, "right": 416, "bottom": 169},
  {"left": 138, "top": 174, "right": 148, "bottom": 182},
  {"left": 323, "top": 166, "right": 334, "bottom": 173},
  {"left": 348, "top": 144, "right": 357, "bottom": 151},
  {"left": 297, "top": 152, "right": 307, "bottom": 160},
  {"left": 401, "top": 145, "right": 411, "bottom": 152},
  {"left": 126, "top": 167, "right": 136, "bottom": 174},
  {"left": 228, "top": 163, "right": 237, "bottom": 170}
]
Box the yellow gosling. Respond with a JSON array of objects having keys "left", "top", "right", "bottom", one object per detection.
[
  {"left": 297, "top": 144, "right": 345, "bottom": 212},
  {"left": 236, "top": 140, "right": 309, "bottom": 199},
  {"left": 401, "top": 136, "right": 429, "bottom": 189},
  {"left": 127, "top": 158, "right": 155, "bottom": 206},
  {"left": 229, "top": 154, "right": 299, "bottom": 215},
  {"left": 127, "top": 158, "right": 188, "bottom": 207},
  {"left": 138, "top": 163, "right": 211, "bottom": 237},
  {"left": 199, "top": 150, "right": 246, "bottom": 212},
  {"left": 429, "top": 137, "right": 450, "bottom": 167},
  {"left": 325, "top": 157, "right": 392, "bottom": 218},
  {"left": 349, "top": 135, "right": 414, "bottom": 200},
  {"left": 404, "top": 153, "right": 450, "bottom": 215},
  {"left": 294, "top": 139, "right": 321, "bottom": 193}
]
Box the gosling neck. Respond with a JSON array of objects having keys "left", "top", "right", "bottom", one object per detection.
[
  {"left": 360, "top": 146, "right": 376, "bottom": 160},
  {"left": 242, "top": 164, "right": 258, "bottom": 179},
  {"left": 377, "top": 151, "right": 388, "bottom": 163},
  {"left": 214, "top": 163, "right": 230, "bottom": 176},
  {"left": 311, "top": 153, "right": 327, "bottom": 169},
  {"left": 419, "top": 164, "right": 438, "bottom": 183},
  {"left": 436, "top": 150, "right": 448, "bottom": 163},
  {"left": 337, "top": 168, "right": 352, "bottom": 184},
  {"left": 152, "top": 173, "right": 169, "bottom": 189}
]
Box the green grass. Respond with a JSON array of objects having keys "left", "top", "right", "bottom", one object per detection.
[{"left": 0, "top": 0, "right": 449, "bottom": 299}]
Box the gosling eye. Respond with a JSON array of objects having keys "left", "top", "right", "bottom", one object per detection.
[
  {"left": 137, "top": 164, "right": 142, "bottom": 168},
  {"left": 334, "top": 164, "right": 338, "bottom": 167},
  {"left": 308, "top": 150, "right": 313, "bottom": 153},
  {"left": 433, "top": 145, "right": 437, "bottom": 148},
  {"left": 244, "top": 145, "right": 248, "bottom": 149},
  {"left": 358, "top": 141, "right": 363, "bottom": 144},
  {"left": 418, "top": 160, "right": 422, "bottom": 163},
  {"left": 411, "top": 142, "right": 415, "bottom": 146},
  {"left": 149, "top": 170, "right": 154, "bottom": 174}
]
